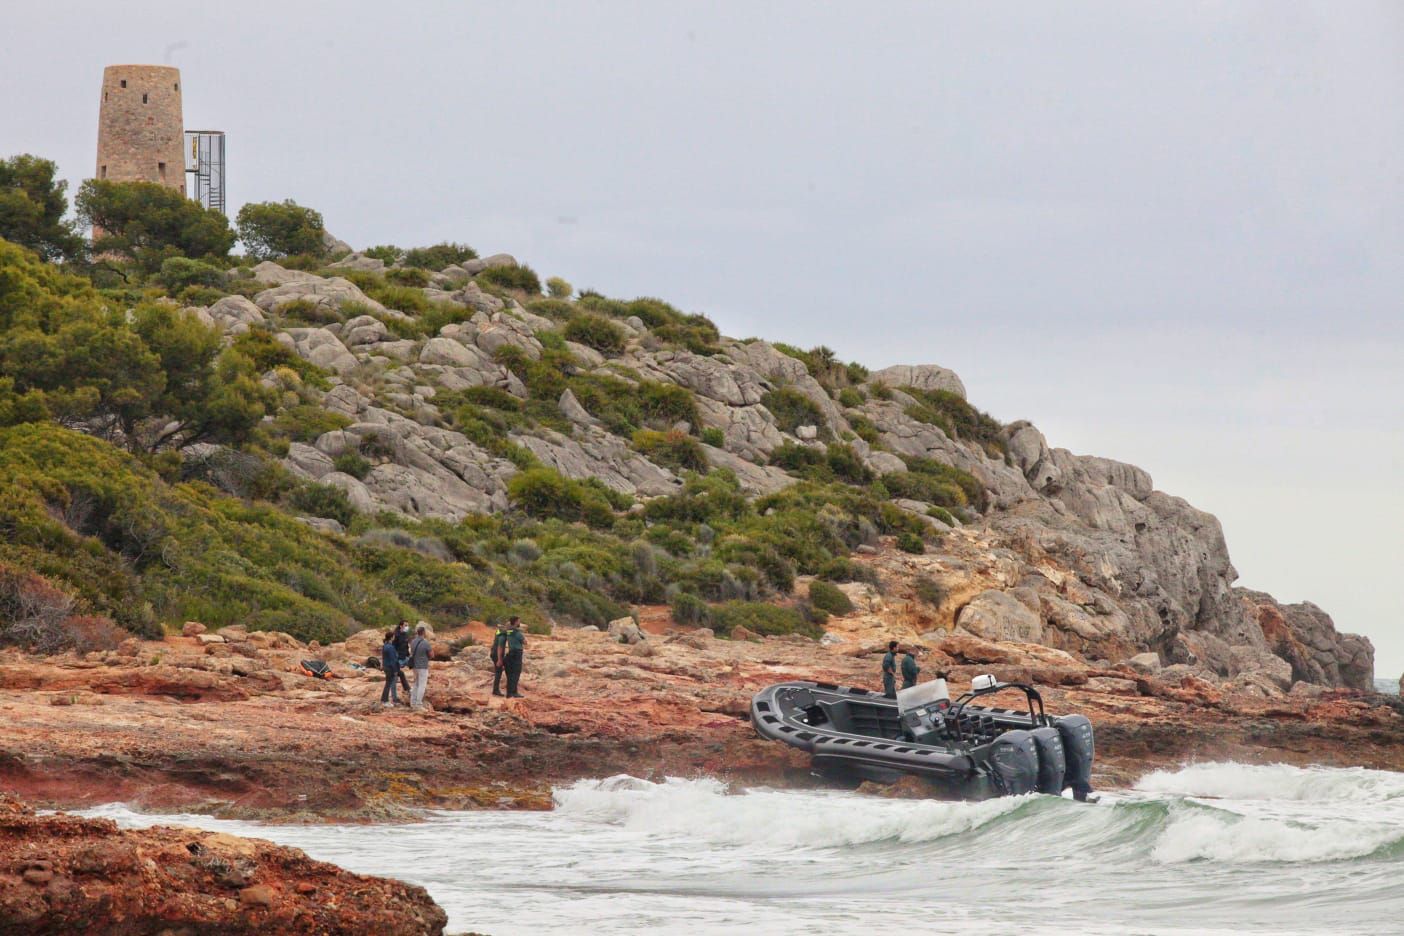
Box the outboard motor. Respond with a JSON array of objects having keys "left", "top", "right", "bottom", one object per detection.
[
  {"left": 1055, "top": 714, "right": 1095, "bottom": 801},
  {"left": 986, "top": 730, "right": 1038, "bottom": 796},
  {"left": 1029, "top": 726, "right": 1066, "bottom": 795}
]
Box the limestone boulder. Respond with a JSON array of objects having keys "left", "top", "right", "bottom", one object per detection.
[
  {"left": 326, "top": 252, "right": 385, "bottom": 272},
  {"left": 868, "top": 364, "right": 967, "bottom": 398},
  {"left": 250, "top": 261, "right": 320, "bottom": 286},
  {"left": 513, "top": 427, "right": 681, "bottom": 497},
  {"left": 283, "top": 328, "right": 359, "bottom": 375},
  {"left": 1228, "top": 644, "right": 1294, "bottom": 692},
  {"left": 206, "top": 295, "right": 266, "bottom": 334},
  {"left": 462, "top": 253, "right": 517, "bottom": 275},
  {"left": 956, "top": 590, "right": 1043, "bottom": 644},
  {"left": 608, "top": 618, "right": 646, "bottom": 645},
  {"left": 254, "top": 277, "right": 388, "bottom": 318}
]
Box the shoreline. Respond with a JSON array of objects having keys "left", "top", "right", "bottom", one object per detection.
[{"left": 4, "top": 619, "right": 1402, "bottom": 824}]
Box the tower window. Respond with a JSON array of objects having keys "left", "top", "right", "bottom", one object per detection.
[
  {"left": 142, "top": 93, "right": 148, "bottom": 104},
  {"left": 100, "top": 165, "right": 107, "bottom": 179},
  {"left": 159, "top": 162, "right": 167, "bottom": 181},
  {"left": 174, "top": 82, "right": 179, "bottom": 91},
  {"left": 104, "top": 92, "right": 108, "bottom": 101},
  {"left": 120, "top": 79, "right": 127, "bottom": 88}
]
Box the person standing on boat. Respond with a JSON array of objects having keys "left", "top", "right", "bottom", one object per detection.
[
  {"left": 503, "top": 618, "right": 526, "bottom": 698},
  {"left": 882, "top": 640, "right": 899, "bottom": 698},
  {"left": 901, "top": 646, "right": 920, "bottom": 690}
]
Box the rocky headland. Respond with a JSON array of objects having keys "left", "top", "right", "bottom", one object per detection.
[{"left": 0, "top": 234, "right": 1390, "bottom": 932}]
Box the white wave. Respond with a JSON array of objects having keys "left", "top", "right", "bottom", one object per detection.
[
  {"left": 552, "top": 775, "right": 1031, "bottom": 849},
  {"left": 1135, "top": 762, "right": 1404, "bottom": 804},
  {"left": 1152, "top": 805, "right": 1398, "bottom": 864}
]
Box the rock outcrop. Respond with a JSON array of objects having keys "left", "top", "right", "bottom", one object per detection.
[
  {"left": 0, "top": 794, "right": 446, "bottom": 935},
  {"left": 172, "top": 254, "right": 1372, "bottom": 690}
]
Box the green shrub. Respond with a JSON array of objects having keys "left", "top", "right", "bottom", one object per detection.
[
  {"left": 235, "top": 200, "right": 325, "bottom": 260},
  {"left": 926, "top": 506, "right": 956, "bottom": 526},
  {"left": 365, "top": 282, "right": 430, "bottom": 314},
  {"left": 288, "top": 481, "right": 355, "bottom": 527},
  {"left": 270, "top": 405, "right": 351, "bottom": 443},
  {"left": 385, "top": 267, "right": 429, "bottom": 288},
  {"left": 847, "top": 413, "right": 881, "bottom": 445},
  {"left": 897, "top": 530, "right": 925, "bottom": 554},
  {"left": 563, "top": 314, "right": 626, "bottom": 355},
  {"left": 546, "top": 276, "right": 573, "bottom": 298},
  {"left": 871, "top": 383, "right": 893, "bottom": 401},
  {"left": 901, "top": 387, "right": 1005, "bottom": 456},
  {"left": 403, "top": 242, "right": 477, "bottom": 270},
  {"left": 478, "top": 264, "right": 541, "bottom": 294},
  {"left": 363, "top": 244, "right": 403, "bottom": 264},
  {"left": 712, "top": 601, "right": 818, "bottom": 638},
  {"left": 808, "top": 579, "right": 854, "bottom": 615},
  {"left": 761, "top": 387, "right": 827, "bottom": 436},
  {"left": 633, "top": 429, "right": 707, "bottom": 473},
  {"left": 700, "top": 427, "right": 724, "bottom": 447},
  {"left": 824, "top": 444, "right": 873, "bottom": 484},
  {"left": 333, "top": 450, "right": 371, "bottom": 479},
  {"left": 769, "top": 443, "right": 826, "bottom": 473},
  {"left": 846, "top": 362, "right": 870, "bottom": 384},
  {"left": 837, "top": 387, "right": 866, "bottom": 408},
  {"left": 526, "top": 298, "right": 575, "bottom": 321},
  {"left": 670, "top": 590, "right": 711, "bottom": 626},
  {"left": 506, "top": 468, "right": 615, "bottom": 528},
  {"left": 527, "top": 619, "right": 553, "bottom": 636},
  {"left": 817, "top": 557, "right": 880, "bottom": 586},
  {"left": 459, "top": 385, "right": 522, "bottom": 411},
  {"left": 157, "top": 256, "right": 226, "bottom": 293}
]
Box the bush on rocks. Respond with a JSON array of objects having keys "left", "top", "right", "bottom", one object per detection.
[
  {"left": 563, "top": 314, "right": 626, "bottom": 355},
  {"left": 808, "top": 580, "right": 854, "bottom": 616},
  {"left": 477, "top": 264, "right": 541, "bottom": 294},
  {"left": 712, "top": 601, "right": 819, "bottom": 639}
]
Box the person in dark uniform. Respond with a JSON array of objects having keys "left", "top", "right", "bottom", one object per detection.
[
  {"left": 392, "top": 621, "right": 411, "bottom": 699},
  {"left": 379, "top": 631, "right": 401, "bottom": 707},
  {"left": 881, "top": 640, "right": 898, "bottom": 698},
  {"left": 504, "top": 617, "right": 526, "bottom": 699},
  {"left": 490, "top": 622, "right": 509, "bottom": 696},
  {"left": 901, "top": 646, "right": 920, "bottom": 690}
]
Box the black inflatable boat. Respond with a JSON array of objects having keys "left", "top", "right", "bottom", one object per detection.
[{"left": 751, "top": 676, "right": 1094, "bottom": 800}]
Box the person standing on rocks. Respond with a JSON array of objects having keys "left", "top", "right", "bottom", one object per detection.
[
  {"left": 504, "top": 618, "right": 526, "bottom": 699},
  {"left": 408, "top": 624, "right": 432, "bottom": 710},
  {"left": 901, "top": 646, "right": 920, "bottom": 691},
  {"left": 392, "top": 621, "right": 412, "bottom": 700},
  {"left": 379, "top": 631, "right": 401, "bottom": 708},
  {"left": 491, "top": 620, "right": 510, "bottom": 697},
  {"left": 882, "top": 640, "right": 899, "bottom": 698}
]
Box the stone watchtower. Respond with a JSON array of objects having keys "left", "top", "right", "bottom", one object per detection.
[{"left": 95, "top": 65, "right": 186, "bottom": 195}]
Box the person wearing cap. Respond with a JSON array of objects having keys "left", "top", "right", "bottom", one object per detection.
[{"left": 392, "top": 621, "right": 412, "bottom": 700}]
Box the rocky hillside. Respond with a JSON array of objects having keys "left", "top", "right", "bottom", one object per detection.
[{"left": 0, "top": 231, "right": 1373, "bottom": 692}]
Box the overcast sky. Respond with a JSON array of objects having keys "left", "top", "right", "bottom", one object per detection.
[{"left": 7, "top": 1, "right": 1402, "bottom": 675}]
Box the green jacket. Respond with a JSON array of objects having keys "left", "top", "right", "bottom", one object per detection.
[
  {"left": 491, "top": 628, "right": 508, "bottom": 664},
  {"left": 901, "top": 654, "right": 919, "bottom": 684},
  {"left": 882, "top": 651, "right": 896, "bottom": 678},
  {"left": 505, "top": 628, "right": 526, "bottom": 653}
]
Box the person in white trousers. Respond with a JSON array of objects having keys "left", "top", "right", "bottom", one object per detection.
[{"left": 408, "top": 624, "right": 432, "bottom": 709}]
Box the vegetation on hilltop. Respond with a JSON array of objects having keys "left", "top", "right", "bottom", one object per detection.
[{"left": 0, "top": 161, "right": 998, "bottom": 652}]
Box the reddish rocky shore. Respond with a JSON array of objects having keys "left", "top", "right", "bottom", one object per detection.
[
  {"left": 3, "top": 584, "right": 1401, "bottom": 933},
  {"left": 0, "top": 795, "right": 446, "bottom": 935}
]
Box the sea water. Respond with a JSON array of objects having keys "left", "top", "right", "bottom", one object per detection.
[{"left": 85, "top": 762, "right": 1404, "bottom": 935}]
